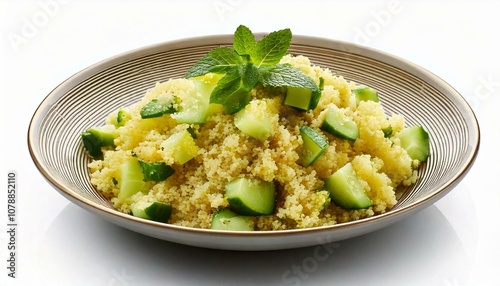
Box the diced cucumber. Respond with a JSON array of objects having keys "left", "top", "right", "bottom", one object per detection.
[
  {"left": 321, "top": 105, "right": 359, "bottom": 141},
  {"left": 210, "top": 209, "right": 254, "bottom": 231},
  {"left": 324, "top": 163, "right": 373, "bottom": 209},
  {"left": 140, "top": 98, "right": 176, "bottom": 119},
  {"left": 382, "top": 125, "right": 393, "bottom": 138},
  {"left": 283, "top": 86, "right": 321, "bottom": 111},
  {"left": 171, "top": 78, "right": 222, "bottom": 124},
  {"left": 160, "top": 130, "right": 199, "bottom": 165},
  {"left": 138, "top": 160, "right": 174, "bottom": 182},
  {"left": 299, "top": 126, "right": 329, "bottom": 166},
  {"left": 398, "top": 126, "right": 430, "bottom": 162},
  {"left": 131, "top": 201, "right": 172, "bottom": 223},
  {"left": 81, "top": 126, "right": 118, "bottom": 159},
  {"left": 234, "top": 100, "right": 273, "bottom": 140},
  {"left": 117, "top": 157, "right": 146, "bottom": 203},
  {"left": 225, "top": 177, "right": 276, "bottom": 216},
  {"left": 186, "top": 126, "right": 197, "bottom": 139},
  {"left": 353, "top": 86, "right": 379, "bottom": 105},
  {"left": 116, "top": 109, "right": 131, "bottom": 126},
  {"left": 81, "top": 133, "right": 103, "bottom": 159},
  {"left": 284, "top": 87, "right": 312, "bottom": 110},
  {"left": 109, "top": 108, "right": 131, "bottom": 127}
]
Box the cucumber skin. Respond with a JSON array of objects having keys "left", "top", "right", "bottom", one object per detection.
[
  {"left": 210, "top": 209, "right": 254, "bottom": 231},
  {"left": 225, "top": 178, "right": 276, "bottom": 216},
  {"left": 284, "top": 86, "right": 321, "bottom": 111},
  {"left": 81, "top": 132, "right": 104, "bottom": 159},
  {"left": 398, "top": 126, "right": 430, "bottom": 162},
  {"left": 140, "top": 98, "right": 176, "bottom": 119},
  {"left": 353, "top": 87, "right": 379, "bottom": 105},
  {"left": 227, "top": 197, "right": 269, "bottom": 216},
  {"left": 131, "top": 201, "right": 172, "bottom": 223},
  {"left": 324, "top": 163, "right": 373, "bottom": 210},
  {"left": 116, "top": 109, "right": 131, "bottom": 126},
  {"left": 382, "top": 125, "right": 393, "bottom": 138},
  {"left": 321, "top": 107, "right": 359, "bottom": 141},
  {"left": 144, "top": 202, "right": 172, "bottom": 223},
  {"left": 299, "top": 126, "right": 329, "bottom": 166},
  {"left": 138, "top": 160, "right": 174, "bottom": 182},
  {"left": 81, "top": 127, "right": 117, "bottom": 159}
]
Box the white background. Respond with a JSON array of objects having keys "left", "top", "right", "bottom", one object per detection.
[{"left": 1, "top": 0, "right": 499, "bottom": 285}]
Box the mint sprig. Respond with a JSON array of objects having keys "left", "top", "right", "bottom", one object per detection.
[
  {"left": 233, "top": 25, "right": 256, "bottom": 57},
  {"left": 209, "top": 64, "right": 259, "bottom": 114},
  {"left": 184, "top": 47, "right": 244, "bottom": 78},
  {"left": 185, "top": 25, "right": 320, "bottom": 113}
]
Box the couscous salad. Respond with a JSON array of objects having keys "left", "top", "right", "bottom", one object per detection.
[{"left": 81, "top": 26, "right": 429, "bottom": 231}]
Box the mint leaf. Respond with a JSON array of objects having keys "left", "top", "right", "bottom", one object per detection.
[
  {"left": 210, "top": 65, "right": 259, "bottom": 114},
  {"left": 259, "top": 64, "right": 321, "bottom": 110},
  {"left": 253, "top": 28, "right": 292, "bottom": 67},
  {"left": 240, "top": 63, "right": 260, "bottom": 90},
  {"left": 259, "top": 64, "right": 318, "bottom": 91},
  {"left": 185, "top": 47, "right": 244, "bottom": 78},
  {"left": 233, "top": 25, "right": 256, "bottom": 57}
]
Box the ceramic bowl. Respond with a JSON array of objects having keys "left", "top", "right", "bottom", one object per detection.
[{"left": 28, "top": 34, "right": 480, "bottom": 251}]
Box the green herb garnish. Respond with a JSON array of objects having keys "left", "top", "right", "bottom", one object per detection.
[{"left": 185, "top": 25, "right": 320, "bottom": 114}]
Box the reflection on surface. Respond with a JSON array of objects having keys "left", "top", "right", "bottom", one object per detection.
[{"left": 36, "top": 201, "right": 470, "bottom": 286}]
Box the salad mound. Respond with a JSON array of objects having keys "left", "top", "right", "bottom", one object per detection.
[{"left": 83, "top": 26, "right": 428, "bottom": 230}]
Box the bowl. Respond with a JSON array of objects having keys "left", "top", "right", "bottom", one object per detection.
[{"left": 28, "top": 34, "right": 480, "bottom": 251}]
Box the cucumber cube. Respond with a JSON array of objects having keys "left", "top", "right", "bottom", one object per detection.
[
  {"left": 225, "top": 178, "right": 276, "bottom": 216},
  {"left": 140, "top": 98, "right": 176, "bottom": 119},
  {"left": 138, "top": 160, "right": 174, "bottom": 182},
  {"left": 284, "top": 87, "right": 312, "bottom": 111},
  {"left": 321, "top": 106, "right": 359, "bottom": 141},
  {"left": 382, "top": 125, "right": 393, "bottom": 138},
  {"left": 353, "top": 86, "right": 379, "bottom": 105},
  {"left": 171, "top": 78, "right": 221, "bottom": 124},
  {"left": 299, "top": 126, "right": 329, "bottom": 166},
  {"left": 109, "top": 108, "right": 131, "bottom": 127},
  {"left": 160, "top": 130, "right": 199, "bottom": 165},
  {"left": 117, "top": 157, "right": 146, "bottom": 203},
  {"left": 398, "top": 126, "right": 430, "bottom": 162},
  {"left": 234, "top": 100, "right": 273, "bottom": 140},
  {"left": 324, "top": 163, "right": 373, "bottom": 209},
  {"left": 81, "top": 125, "right": 118, "bottom": 159},
  {"left": 210, "top": 209, "right": 254, "bottom": 231},
  {"left": 131, "top": 201, "right": 172, "bottom": 223}
]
